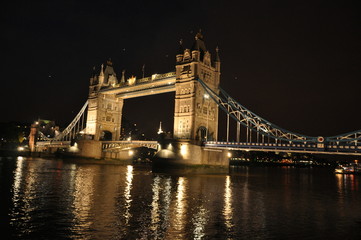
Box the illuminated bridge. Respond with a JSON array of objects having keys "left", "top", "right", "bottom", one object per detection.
[
  {"left": 32, "top": 76, "right": 361, "bottom": 157},
  {"left": 31, "top": 32, "right": 361, "bottom": 159}
]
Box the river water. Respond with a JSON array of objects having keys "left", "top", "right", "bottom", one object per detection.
[{"left": 1, "top": 156, "right": 361, "bottom": 239}]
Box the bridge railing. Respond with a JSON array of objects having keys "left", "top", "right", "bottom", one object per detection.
[
  {"left": 114, "top": 72, "right": 176, "bottom": 87},
  {"left": 205, "top": 141, "right": 361, "bottom": 154},
  {"left": 102, "top": 140, "right": 159, "bottom": 151}
]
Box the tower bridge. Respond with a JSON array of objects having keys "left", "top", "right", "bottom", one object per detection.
[{"left": 31, "top": 32, "right": 361, "bottom": 165}]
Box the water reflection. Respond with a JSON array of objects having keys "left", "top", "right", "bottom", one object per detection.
[
  {"left": 165, "top": 177, "right": 188, "bottom": 239},
  {"left": 336, "top": 173, "right": 359, "bottom": 194},
  {"left": 150, "top": 175, "right": 161, "bottom": 236},
  {"left": 10, "top": 157, "right": 39, "bottom": 236},
  {"left": 150, "top": 175, "right": 172, "bottom": 239},
  {"left": 12, "top": 156, "right": 24, "bottom": 201},
  {"left": 124, "top": 165, "right": 133, "bottom": 225},
  {"left": 223, "top": 175, "right": 233, "bottom": 231},
  {"left": 3, "top": 158, "right": 361, "bottom": 240},
  {"left": 192, "top": 206, "right": 208, "bottom": 240},
  {"left": 175, "top": 177, "right": 187, "bottom": 232},
  {"left": 71, "top": 166, "right": 96, "bottom": 234}
]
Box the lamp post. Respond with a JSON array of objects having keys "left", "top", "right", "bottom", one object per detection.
[{"left": 204, "top": 94, "right": 210, "bottom": 141}]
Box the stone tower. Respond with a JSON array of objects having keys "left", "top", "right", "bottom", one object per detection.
[
  {"left": 85, "top": 59, "right": 123, "bottom": 141},
  {"left": 174, "top": 32, "right": 221, "bottom": 142}
]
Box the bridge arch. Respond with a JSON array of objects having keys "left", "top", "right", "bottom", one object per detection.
[
  {"left": 196, "top": 126, "right": 207, "bottom": 141},
  {"left": 100, "top": 130, "right": 112, "bottom": 141}
]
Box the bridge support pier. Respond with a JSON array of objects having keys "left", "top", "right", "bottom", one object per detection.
[
  {"left": 153, "top": 140, "right": 230, "bottom": 173},
  {"left": 76, "top": 140, "right": 103, "bottom": 159}
]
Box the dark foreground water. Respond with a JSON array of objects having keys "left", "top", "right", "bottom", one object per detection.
[{"left": 1, "top": 156, "right": 361, "bottom": 239}]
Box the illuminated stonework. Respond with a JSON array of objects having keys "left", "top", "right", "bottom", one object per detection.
[
  {"left": 174, "top": 32, "right": 220, "bottom": 141},
  {"left": 86, "top": 60, "right": 123, "bottom": 140},
  {"left": 85, "top": 33, "right": 221, "bottom": 142}
]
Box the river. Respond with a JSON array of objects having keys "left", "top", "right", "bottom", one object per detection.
[{"left": 1, "top": 156, "right": 360, "bottom": 239}]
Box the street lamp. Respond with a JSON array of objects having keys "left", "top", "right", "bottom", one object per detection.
[{"left": 204, "top": 94, "right": 210, "bottom": 141}]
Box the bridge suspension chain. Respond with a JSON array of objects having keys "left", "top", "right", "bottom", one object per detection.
[
  {"left": 53, "top": 101, "right": 88, "bottom": 141},
  {"left": 198, "top": 78, "right": 360, "bottom": 148},
  {"left": 326, "top": 130, "right": 361, "bottom": 146},
  {"left": 197, "top": 78, "right": 317, "bottom": 143}
]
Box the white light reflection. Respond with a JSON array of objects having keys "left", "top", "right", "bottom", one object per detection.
[
  {"left": 192, "top": 206, "right": 208, "bottom": 240},
  {"left": 223, "top": 175, "right": 234, "bottom": 230},
  {"left": 124, "top": 165, "right": 133, "bottom": 224},
  {"left": 150, "top": 176, "right": 161, "bottom": 236},
  {"left": 176, "top": 177, "right": 186, "bottom": 226},
  {"left": 11, "top": 156, "right": 38, "bottom": 229},
  {"left": 13, "top": 156, "right": 25, "bottom": 199},
  {"left": 150, "top": 176, "right": 172, "bottom": 239},
  {"left": 72, "top": 167, "right": 96, "bottom": 231},
  {"left": 163, "top": 177, "right": 172, "bottom": 219}
]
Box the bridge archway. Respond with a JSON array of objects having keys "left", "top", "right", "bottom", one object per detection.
[
  {"left": 197, "top": 126, "right": 207, "bottom": 141},
  {"left": 100, "top": 130, "right": 112, "bottom": 141}
]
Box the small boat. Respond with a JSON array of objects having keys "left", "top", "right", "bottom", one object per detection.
[{"left": 335, "top": 163, "right": 361, "bottom": 174}]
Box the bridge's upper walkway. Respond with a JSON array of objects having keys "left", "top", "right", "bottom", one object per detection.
[{"left": 100, "top": 72, "right": 176, "bottom": 99}]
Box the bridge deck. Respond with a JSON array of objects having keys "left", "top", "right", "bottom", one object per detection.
[{"left": 205, "top": 141, "right": 361, "bottom": 156}]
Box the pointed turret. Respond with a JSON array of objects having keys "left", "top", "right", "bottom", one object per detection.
[
  {"left": 191, "top": 30, "right": 207, "bottom": 61},
  {"left": 215, "top": 46, "right": 220, "bottom": 62},
  {"left": 99, "top": 64, "right": 104, "bottom": 76},
  {"left": 89, "top": 66, "right": 98, "bottom": 86},
  {"left": 121, "top": 69, "right": 126, "bottom": 83},
  {"left": 215, "top": 46, "right": 221, "bottom": 72},
  {"left": 98, "top": 63, "right": 105, "bottom": 87},
  {"left": 103, "top": 58, "right": 117, "bottom": 85}
]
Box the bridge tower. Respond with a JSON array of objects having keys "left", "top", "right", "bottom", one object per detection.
[
  {"left": 174, "top": 32, "right": 220, "bottom": 142},
  {"left": 85, "top": 59, "right": 123, "bottom": 141}
]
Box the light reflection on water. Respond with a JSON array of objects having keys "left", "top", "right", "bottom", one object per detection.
[
  {"left": 223, "top": 175, "right": 233, "bottom": 231},
  {"left": 1, "top": 157, "right": 361, "bottom": 239},
  {"left": 124, "top": 165, "right": 133, "bottom": 225}
]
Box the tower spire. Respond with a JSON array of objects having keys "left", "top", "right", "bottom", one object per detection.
[
  {"left": 100, "top": 64, "right": 104, "bottom": 76},
  {"left": 157, "top": 121, "right": 164, "bottom": 134},
  {"left": 215, "top": 46, "right": 220, "bottom": 62},
  {"left": 121, "top": 69, "right": 126, "bottom": 83}
]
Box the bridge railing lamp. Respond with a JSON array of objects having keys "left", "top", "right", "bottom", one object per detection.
[
  {"left": 129, "top": 150, "right": 134, "bottom": 156},
  {"left": 204, "top": 93, "right": 210, "bottom": 141}
]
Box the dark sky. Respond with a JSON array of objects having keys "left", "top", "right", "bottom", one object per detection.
[{"left": 2, "top": 0, "right": 360, "bottom": 139}]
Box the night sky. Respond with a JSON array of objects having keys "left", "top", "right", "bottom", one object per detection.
[{"left": 2, "top": 0, "right": 360, "bottom": 140}]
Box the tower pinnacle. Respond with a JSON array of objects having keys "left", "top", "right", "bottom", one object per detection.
[
  {"left": 215, "top": 46, "right": 220, "bottom": 62},
  {"left": 157, "top": 121, "right": 164, "bottom": 134}
]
